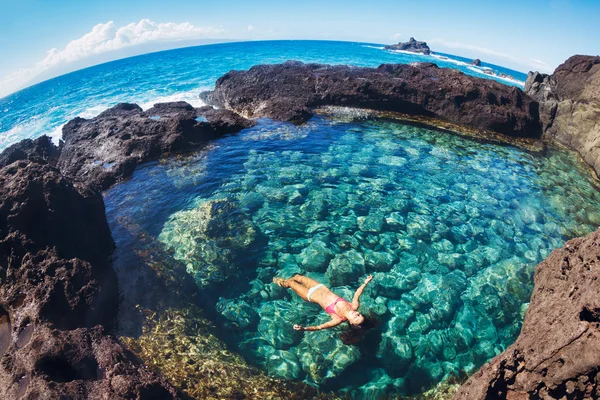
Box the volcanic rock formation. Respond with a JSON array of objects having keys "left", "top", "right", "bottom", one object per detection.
[
  {"left": 453, "top": 229, "right": 600, "bottom": 399},
  {"left": 0, "top": 137, "right": 181, "bottom": 399},
  {"left": 384, "top": 37, "right": 432, "bottom": 55},
  {"left": 525, "top": 55, "right": 600, "bottom": 176},
  {"left": 58, "top": 101, "right": 255, "bottom": 190},
  {"left": 201, "top": 61, "right": 541, "bottom": 138},
  {"left": 453, "top": 53, "right": 600, "bottom": 400}
]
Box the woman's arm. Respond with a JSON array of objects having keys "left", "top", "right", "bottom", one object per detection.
[
  {"left": 294, "top": 319, "right": 343, "bottom": 331},
  {"left": 351, "top": 275, "right": 373, "bottom": 310}
]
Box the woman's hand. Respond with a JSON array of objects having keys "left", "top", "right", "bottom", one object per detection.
[
  {"left": 293, "top": 324, "right": 304, "bottom": 331},
  {"left": 364, "top": 275, "right": 373, "bottom": 284}
]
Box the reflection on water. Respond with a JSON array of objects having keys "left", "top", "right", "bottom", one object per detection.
[{"left": 105, "top": 116, "right": 600, "bottom": 398}]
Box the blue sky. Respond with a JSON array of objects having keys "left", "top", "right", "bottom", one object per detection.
[{"left": 0, "top": 0, "right": 598, "bottom": 96}]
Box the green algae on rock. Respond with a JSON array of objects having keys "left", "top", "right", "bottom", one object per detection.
[
  {"left": 121, "top": 306, "right": 328, "bottom": 400},
  {"left": 158, "top": 197, "right": 264, "bottom": 287}
]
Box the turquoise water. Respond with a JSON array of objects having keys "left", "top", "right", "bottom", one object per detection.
[
  {"left": 0, "top": 40, "right": 526, "bottom": 152},
  {"left": 104, "top": 113, "right": 600, "bottom": 398}
]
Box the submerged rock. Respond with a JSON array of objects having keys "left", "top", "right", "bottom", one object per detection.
[
  {"left": 376, "top": 334, "right": 414, "bottom": 378},
  {"left": 297, "top": 330, "right": 361, "bottom": 384},
  {"left": 297, "top": 240, "right": 333, "bottom": 272},
  {"left": 325, "top": 249, "right": 366, "bottom": 286},
  {"left": 202, "top": 61, "right": 541, "bottom": 137},
  {"left": 158, "top": 197, "right": 263, "bottom": 287}
]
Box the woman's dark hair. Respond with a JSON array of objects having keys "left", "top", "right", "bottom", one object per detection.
[{"left": 340, "top": 315, "right": 378, "bottom": 345}]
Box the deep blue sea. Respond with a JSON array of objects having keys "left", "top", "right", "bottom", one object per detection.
[
  {"left": 5, "top": 41, "right": 598, "bottom": 399},
  {"left": 0, "top": 40, "right": 527, "bottom": 152}
]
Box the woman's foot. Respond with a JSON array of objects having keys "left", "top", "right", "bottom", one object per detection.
[{"left": 273, "top": 277, "right": 289, "bottom": 287}]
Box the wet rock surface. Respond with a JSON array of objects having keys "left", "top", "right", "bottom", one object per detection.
[
  {"left": 454, "top": 228, "right": 600, "bottom": 399},
  {"left": 0, "top": 154, "right": 181, "bottom": 398},
  {"left": 57, "top": 101, "right": 255, "bottom": 190},
  {"left": 525, "top": 55, "right": 600, "bottom": 176},
  {"left": 202, "top": 61, "right": 541, "bottom": 137},
  {"left": 384, "top": 37, "right": 432, "bottom": 55}
]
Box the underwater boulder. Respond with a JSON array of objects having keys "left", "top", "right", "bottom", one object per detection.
[
  {"left": 354, "top": 369, "right": 393, "bottom": 400},
  {"left": 297, "top": 240, "right": 333, "bottom": 272},
  {"left": 325, "top": 250, "right": 366, "bottom": 286},
  {"left": 357, "top": 214, "right": 385, "bottom": 233},
  {"left": 159, "top": 197, "right": 263, "bottom": 287},
  {"left": 297, "top": 330, "right": 361, "bottom": 384},
  {"left": 364, "top": 250, "right": 397, "bottom": 272},
  {"left": 258, "top": 300, "right": 303, "bottom": 349},
  {"left": 266, "top": 350, "right": 304, "bottom": 380},
  {"left": 376, "top": 334, "right": 414, "bottom": 378},
  {"left": 216, "top": 298, "right": 259, "bottom": 329}
]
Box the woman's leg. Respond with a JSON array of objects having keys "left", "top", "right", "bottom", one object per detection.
[
  {"left": 291, "top": 274, "right": 321, "bottom": 288},
  {"left": 273, "top": 274, "right": 321, "bottom": 302},
  {"left": 283, "top": 279, "right": 310, "bottom": 301}
]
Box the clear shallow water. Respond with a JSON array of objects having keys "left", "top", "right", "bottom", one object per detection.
[
  {"left": 104, "top": 115, "right": 600, "bottom": 398},
  {"left": 0, "top": 40, "right": 527, "bottom": 152}
]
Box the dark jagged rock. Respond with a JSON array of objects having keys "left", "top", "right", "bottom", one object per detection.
[
  {"left": 0, "top": 136, "right": 59, "bottom": 168},
  {"left": 202, "top": 61, "right": 541, "bottom": 138},
  {"left": 454, "top": 228, "right": 600, "bottom": 399},
  {"left": 471, "top": 59, "right": 482, "bottom": 67},
  {"left": 0, "top": 156, "right": 181, "bottom": 399},
  {"left": 525, "top": 55, "right": 600, "bottom": 176},
  {"left": 384, "top": 37, "right": 432, "bottom": 55},
  {"left": 57, "top": 101, "right": 255, "bottom": 190}
]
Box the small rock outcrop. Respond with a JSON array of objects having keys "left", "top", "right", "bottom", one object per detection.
[
  {"left": 384, "top": 37, "right": 432, "bottom": 55},
  {"left": 202, "top": 61, "right": 541, "bottom": 138},
  {"left": 454, "top": 228, "right": 600, "bottom": 399},
  {"left": 58, "top": 101, "right": 255, "bottom": 190},
  {"left": 0, "top": 146, "right": 180, "bottom": 398},
  {"left": 471, "top": 59, "right": 482, "bottom": 67},
  {"left": 525, "top": 55, "right": 600, "bottom": 176}
]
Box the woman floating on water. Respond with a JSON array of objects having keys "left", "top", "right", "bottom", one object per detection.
[{"left": 273, "top": 274, "right": 375, "bottom": 337}]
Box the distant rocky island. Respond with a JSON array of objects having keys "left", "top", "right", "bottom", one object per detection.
[{"left": 384, "top": 37, "right": 431, "bottom": 55}]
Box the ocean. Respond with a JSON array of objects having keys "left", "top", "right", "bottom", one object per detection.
[{"left": 0, "top": 40, "right": 527, "bottom": 152}]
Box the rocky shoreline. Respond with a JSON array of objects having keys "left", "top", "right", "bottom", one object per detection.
[
  {"left": 201, "top": 61, "right": 541, "bottom": 138},
  {"left": 1, "top": 55, "right": 599, "bottom": 399},
  {"left": 452, "top": 54, "right": 600, "bottom": 400}
]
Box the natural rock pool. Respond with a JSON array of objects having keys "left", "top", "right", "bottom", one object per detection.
[{"left": 104, "top": 114, "right": 600, "bottom": 398}]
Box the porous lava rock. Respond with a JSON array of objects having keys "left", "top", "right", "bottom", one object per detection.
[
  {"left": 384, "top": 37, "right": 432, "bottom": 55},
  {"left": 454, "top": 228, "right": 600, "bottom": 399},
  {"left": 202, "top": 61, "right": 541, "bottom": 137},
  {"left": 57, "top": 101, "right": 255, "bottom": 190},
  {"left": 525, "top": 55, "right": 600, "bottom": 176},
  {"left": 0, "top": 151, "right": 181, "bottom": 398}
]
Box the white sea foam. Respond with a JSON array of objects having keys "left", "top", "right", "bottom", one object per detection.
[
  {"left": 466, "top": 66, "right": 525, "bottom": 86},
  {"left": 138, "top": 89, "right": 208, "bottom": 110},
  {"left": 431, "top": 54, "right": 470, "bottom": 67},
  {"left": 389, "top": 49, "right": 430, "bottom": 57},
  {"left": 0, "top": 88, "right": 211, "bottom": 152},
  {"left": 48, "top": 125, "right": 64, "bottom": 145},
  {"left": 362, "top": 45, "right": 385, "bottom": 50}
]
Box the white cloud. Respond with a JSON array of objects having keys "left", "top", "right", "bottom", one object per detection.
[
  {"left": 247, "top": 25, "right": 255, "bottom": 32},
  {"left": 0, "top": 19, "right": 225, "bottom": 98},
  {"left": 428, "top": 38, "right": 554, "bottom": 73}
]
